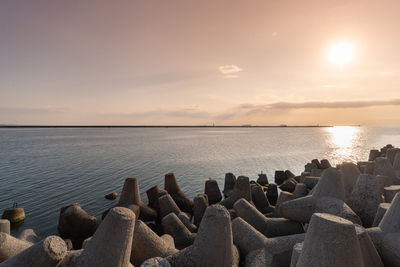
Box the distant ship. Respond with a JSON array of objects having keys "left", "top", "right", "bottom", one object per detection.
[{"left": 280, "top": 124, "right": 288, "bottom": 127}]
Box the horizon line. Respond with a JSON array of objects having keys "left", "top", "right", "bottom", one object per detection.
[{"left": 0, "top": 124, "right": 344, "bottom": 128}]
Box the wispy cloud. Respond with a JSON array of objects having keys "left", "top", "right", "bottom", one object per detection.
[
  {"left": 238, "top": 99, "right": 400, "bottom": 113},
  {"left": 218, "top": 65, "right": 243, "bottom": 78}
]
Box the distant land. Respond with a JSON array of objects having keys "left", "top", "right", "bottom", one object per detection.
[{"left": 0, "top": 125, "right": 336, "bottom": 128}]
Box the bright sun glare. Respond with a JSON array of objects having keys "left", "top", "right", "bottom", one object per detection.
[{"left": 327, "top": 42, "right": 356, "bottom": 67}]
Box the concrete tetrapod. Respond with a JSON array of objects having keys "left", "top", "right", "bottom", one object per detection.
[
  {"left": 292, "top": 183, "right": 308, "bottom": 199},
  {"left": 220, "top": 176, "right": 252, "bottom": 209},
  {"left": 131, "top": 220, "right": 178, "bottom": 266},
  {"left": 223, "top": 173, "right": 236, "bottom": 198},
  {"left": 204, "top": 179, "right": 222, "bottom": 205},
  {"left": 372, "top": 202, "right": 390, "bottom": 227},
  {"left": 146, "top": 186, "right": 168, "bottom": 212},
  {"left": 58, "top": 203, "right": 98, "bottom": 249},
  {"left": 18, "top": 229, "right": 40, "bottom": 244},
  {"left": 266, "top": 184, "right": 278, "bottom": 206},
  {"left": 167, "top": 204, "right": 239, "bottom": 267},
  {"left": 193, "top": 194, "right": 209, "bottom": 226},
  {"left": 234, "top": 198, "right": 304, "bottom": 237},
  {"left": 354, "top": 225, "right": 384, "bottom": 267},
  {"left": 141, "top": 257, "right": 171, "bottom": 267},
  {"left": 164, "top": 173, "right": 193, "bottom": 213},
  {"left": 384, "top": 185, "right": 400, "bottom": 202},
  {"left": 0, "top": 233, "right": 32, "bottom": 263},
  {"left": 251, "top": 185, "right": 274, "bottom": 214},
  {"left": 278, "top": 194, "right": 361, "bottom": 224},
  {"left": 231, "top": 217, "right": 305, "bottom": 267},
  {"left": 393, "top": 151, "right": 400, "bottom": 173},
  {"left": 374, "top": 157, "right": 399, "bottom": 185},
  {"left": 158, "top": 194, "right": 182, "bottom": 219},
  {"left": 369, "top": 149, "right": 381, "bottom": 161},
  {"left": 378, "top": 192, "right": 400, "bottom": 234},
  {"left": 380, "top": 233, "right": 400, "bottom": 266},
  {"left": 386, "top": 148, "right": 400, "bottom": 165},
  {"left": 0, "top": 236, "right": 66, "bottom": 267},
  {"left": 118, "top": 177, "right": 157, "bottom": 222},
  {"left": 297, "top": 213, "right": 364, "bottom": 267},
  {"left": 177, "top": 213, "right": 197, "bottom": 233},
  {"left": 347, "top": 174, "right": 383, "bottom": 227},
  {"left": 162, "top": 213, "right": 196, "bottom": 249},
  {"left": 65, "top": 207, "right": 135, "bottom": 267},
  {"left": 338, "top": 162, "right": 360, "bottom": 201},
  {"left": 0, "top": 221, "right": 9, "bottom": 235},
  {"left": 289, "top": 243, "right": 303, "bottom": 267}
]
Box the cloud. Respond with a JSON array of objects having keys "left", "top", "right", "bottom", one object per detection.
[
  {"left": 236, "top": 99, "right": 400, "bottom": 115},
  {"left": 218, "top": 65, "right": 243, "bottom": 76}
]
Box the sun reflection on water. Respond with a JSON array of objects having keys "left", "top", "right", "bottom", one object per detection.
[{"left": 326, "top": 126, "right": 361, "bottom": 163}]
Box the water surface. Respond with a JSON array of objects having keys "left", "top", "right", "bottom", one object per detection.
[{"left": 0, "top": 126, "right": 399, "bottom": 236}]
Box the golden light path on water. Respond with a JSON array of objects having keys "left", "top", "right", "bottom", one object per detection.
[{"left": 325, "top": 126, "right": 363, "bottom": 164}]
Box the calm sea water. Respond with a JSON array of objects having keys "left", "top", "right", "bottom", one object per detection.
[{"left": 1, "top": 126, "right": 400, "bottom": 237}]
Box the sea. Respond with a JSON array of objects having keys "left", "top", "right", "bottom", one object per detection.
[{"left": 1, "top": 126, "right": 399, "bottom": 237}]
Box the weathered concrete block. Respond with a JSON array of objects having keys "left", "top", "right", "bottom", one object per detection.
[
  {"left": 297, "top": 213, "right": 364, "bottom": 267},
  {"left": 220, "top": 176, "right": 252, "bottom": 209},
  {"left": 18, "top": 229, "right": 40, "bottom": 244},
  {"left": 320, "top": 159, "right": 331, "bottom": 169},
  {"left": 379, "top": 192, "right": 400, "bottom": 234},
  {"left": 164, "top": 173, "right": 193, "bottom": 213},
  {"left": 167, "top": 205, "right": 239, "bottom": 267},
  {"left": 369, "top": 149, "right": 381, "bottom": 161},
  {"left": 223, "top": 173, "right": 236, "bottom": 198},
  {"left": 146, "top": 186, "right": 168, "bottom": 212},
  {"left": 279, "top": 178, "right": 298, "bottom": 193},
  {"left": 131, "top": 220, "right": 177, "bottom": 266},
  {"left": 348, "top": 174, "right": 383, "bottom": 227},
  {"left": 234, "top": 198, "right": 303, "bottom": 237},
  {"left": 310, "top": 168, "right": 323, "bottom": 177},
  {"left": 293, "top": 183, "right": 308, "bottom": 199},
  {"left": 384, "top": 185, "right": 400, "bottom": 202},
  {"left": 372, "top": 202, "right": 390, "bottom": 227},
  {"left": 177, "top": 212, "right": 197, "bottom": 233},
  {"left": 67, "top": 207, "right": 135, "bottom": 267},
  {"left": 251, "top": 185, "right": 274, "bottom": 214},
  {"left": 0, "top": 233, "right": 32, "bottom": 263},
  {"left": 256, "top": 173, "right": 268, "bottom": 186},
  {"left": 58, "top": 203, "right": 98, "bottom": 249},
  {"left": 380, "top": 233, "right": 400, "bottom": 266},
  {"left": 159, "top": 194, "right": 181, "bottom": 219},
  {"left": 302, "top": 176, "right": 319, "bottom": 189},
  {"left": 266, "top": 184, "right": 278, "bottom": 206},
  {"left": 274, "top": 170, "right": 287, "bottom": 185},
  {"left": 387, "top": 148, "right": 400, "bottom": 166},
  {"left": 290, "top": 242, "right": 303, "bottom": 267},
  {"left": 354, "top": 225, "right": 384, "bottom": 267},
  {"left": 339, "top": 162, "right": 360, "bottom": 201},
  {"left": 231, "top": 217, "right": 305, "bottom": 267},
  {"left": 0, "top": 220, "right": 10, "bottom": 235},
  {"left": 162, "top": 213, "right": 196, "bottom": 249},
  {"left": 374, "top": 157, "right": 398, "bottom": 185},
  {"left": 193, "top": 194, "right": 209, "bottom": 226},
  {"left": 118, "top": 177, "right": 157, "bottom": 222},
  {"left": 204, "top": 179, "right": 222, "bottom": 204},
  {"left": 141, "top": 257, "right": 171, "bottom": 267},
  {"left": 0, "top": 236, "right": 66, "bottom": 267}
]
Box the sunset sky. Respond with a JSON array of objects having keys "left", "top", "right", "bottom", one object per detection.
[{"left": 1, "top": 0, "right": 399, "bottom": 125}]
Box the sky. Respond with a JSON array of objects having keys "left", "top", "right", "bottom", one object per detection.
[{"left": 0, "top": 0, "right": 400, "bottom": 126}]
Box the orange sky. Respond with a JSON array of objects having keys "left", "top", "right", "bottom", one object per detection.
[{"left": 0, "top": 0, "right": 399, "bottom": 125}]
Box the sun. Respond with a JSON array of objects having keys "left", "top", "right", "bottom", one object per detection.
[{"left": 326, "top": 42, "right": 356, "bottom": 67}]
